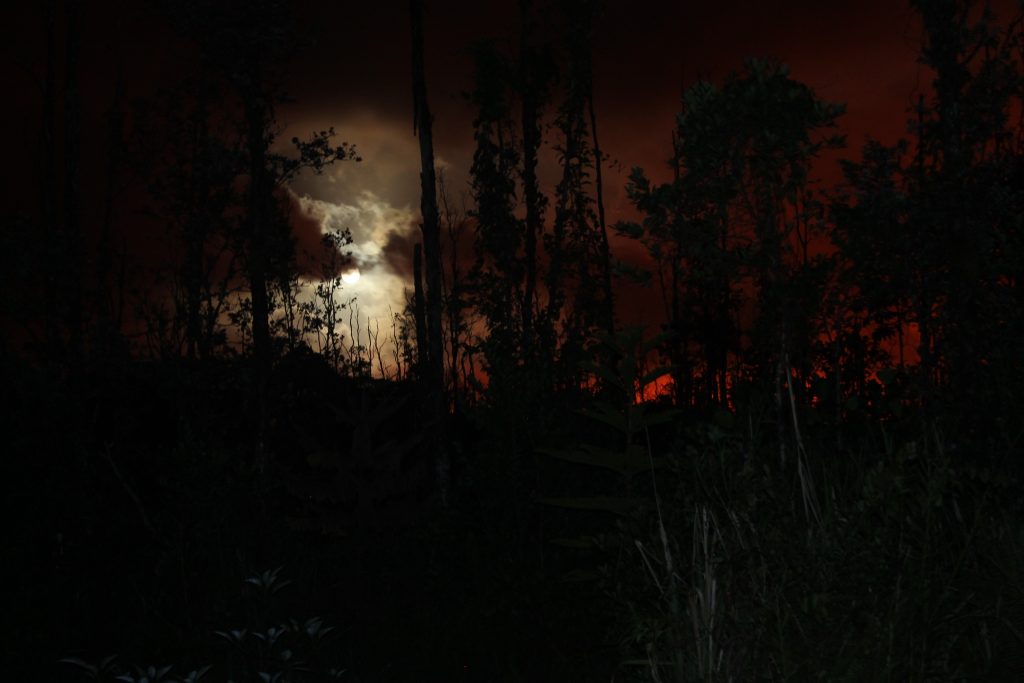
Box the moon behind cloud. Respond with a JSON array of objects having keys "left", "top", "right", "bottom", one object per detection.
[{"left": 341, "top": 269, "right": 361, "bottom": 285}]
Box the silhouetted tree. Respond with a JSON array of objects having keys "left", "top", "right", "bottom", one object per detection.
[
  {"left": 517, "top": 0, "right": 554, "bottom": 361},
  {"left": 622, "top": 60, "right": 843, "bottom": 413},
  {"left": 144, "top": 0, "right": 359, "bottom": 472},
  {"left": 438, "top": 172, "right": 470, "bottom": 410},
  {"left": 619, "top": 110, "right": 742, "bottom": 408},
  {"left": 540, "top": 0, "right": 616, "bottom": 391},
  {"left": 94, "top": 59, "right": 125, "bottom": 359},
  {"left": 410, "top": 0, "right": 449, "bottom": 502},
  {"left": 577, "top": 0, "right": 615, "bottom": 346},
  {"left": 61, "top": 0, "right": 83, "bottom": 361},
  {"left": 33, "top": 0, "right": 86, "bottom": 362},
  {"left": 837, "top": 0, "right": 1024, "bottom": 454},
  {"left": 40, "top": 0, "right": 59, "bottom": 357},
  {"left": 468, "top": 42, "right": 525, "bottom": 380},
  {"left": 413, "top": 241, "right": 429, "bottom": 376},
  {"left": 138, "top": 71, "right": 237, "bottom": 360}
]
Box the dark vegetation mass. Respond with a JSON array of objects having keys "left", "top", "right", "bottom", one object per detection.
[{"left": 4, "top": 0, "right": 1024, "bottom": 680}]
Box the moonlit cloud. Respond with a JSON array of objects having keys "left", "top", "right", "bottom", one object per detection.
[{"left": 290, "top": 189, "right": 419, "bottom": 371}]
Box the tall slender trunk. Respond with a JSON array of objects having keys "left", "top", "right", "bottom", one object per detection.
[
  {"left": 245, "top": 101, "right": 270, "bottom": 370},
  {"left": 42, "top": 0, "right": 58, "bottom": 356},
  {"left": 913, "top": 94, "right": 936, "bottom": 404},
  {"left": 185, "top": 90, "right": 209, "bottom": 360},
  {"left": 98, "top": 64, "right": 125, "bottom": 357},
  {"left": 440, "top": 181, "right": 462, "bottom": 411},
  {"left": 545, "top": 133, "right": 575, "bottom": 354},
  {"left": 587, "top": 83, "right": 614, "bottom": 341},
  {"left": 244, "top": 55, "right": 271, "bottom": 471},
  {"left": 410, "top": 0, "right": 448, "bottom": 503},
  {"left": 63, "top": 0, "right": 83, "bottom": 361},
  {"left": 586, "top": 70, "right": 623, "bottom": 405},
  {"left": 519, "top": 0, "right": 541, "bottom": 359},
  {"left": 413, "top": 242, "right": 429, "bottom": 374}
]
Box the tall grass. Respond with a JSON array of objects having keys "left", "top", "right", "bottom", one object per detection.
[{"left": 543, "top": 331, "right": 1024, "bottom": 680}]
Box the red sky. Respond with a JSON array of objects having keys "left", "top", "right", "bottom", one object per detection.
[
  {"left": 281, "top": 0, "right": 939, "bottom": 329},
  {"left": 5, "top": 0, "right": 989, "bottom": 340}
]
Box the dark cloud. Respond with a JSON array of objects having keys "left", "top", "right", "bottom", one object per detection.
[
  {"left": 380, "top": 226, "right": 420, "bottom": 281},
  {"left": 283, "top": 188, "right": 344, "bottom": 278}
]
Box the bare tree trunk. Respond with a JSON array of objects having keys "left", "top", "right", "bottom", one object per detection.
[
  {"left": 519, "top": 0, "right": 542, "bottom": 359},
  {"left": 439, "top": 176, "right": 462, "bottom": 411},
  {"left": 63, "top": 0, "right": 83, "bottom": 361},
  {"left": 587, "top": 81, "right": 614, "bottom": 341},
  {"left": 410, "top": 0, "right": 448, "bottom": 503},
  {"left": 97, "top": 64, "right": 125, "bottom": 357},
  {"left": 776, "top": 335, "right": 787, "bottom": 468},
  {"left": 585, "top": 65, "right": 623, "bottom": 405},
  {"left": 42, "top": 0, "right": 58, "bottom": 357},
  {"left": 245, "top": 104, "right": 270, "bottom": 372},
  {"left": 413, "top": 242, "right": 429, "bottom": 374},
  {"left": 244, "top": 54, "right": 272, "bottom": 472},
  {"left": 184, "top": 89, "right": 209, "bottom": 360}
]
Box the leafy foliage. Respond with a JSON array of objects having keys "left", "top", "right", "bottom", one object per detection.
[{"left": 61, "top": 569, "right": 346, "bottom": 683}]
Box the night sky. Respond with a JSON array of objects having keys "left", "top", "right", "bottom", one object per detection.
[{"left": 4, "top": 0, "right": 981, "bottom": 337}]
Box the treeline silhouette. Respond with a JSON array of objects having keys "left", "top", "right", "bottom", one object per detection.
[{"left": 4, "top": 0, "right": 1024, "bottom": 680}]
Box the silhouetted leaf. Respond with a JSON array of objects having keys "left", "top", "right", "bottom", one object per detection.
[
  {"left": 539, "top": 444, "right": 665, "bottom": 475},
  {"left": 536, "top": 496, "right": 645, "bottom": 515}
]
